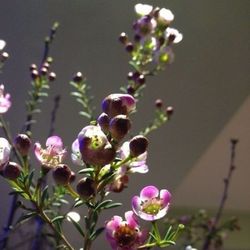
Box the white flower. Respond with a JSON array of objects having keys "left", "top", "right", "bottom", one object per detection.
[
  {"left": 165, "top": 27, "right": 183, "bottom": 43},
  {"left": 134, "top": 3, "right": 153, "bottom": 16},
  {"left": 0, "top": 137, "right": 11, "bottom": 170},
  {"left": 71, "top": 139, "right": 84, "bottom": 166},
  {"left": 185, "top": 245, "right": 198, "bottom": 250},
  {"left": 0, "top": 40, "right": 6, "bottom": 51},
  {"left": 158, "top": 8, "right": 174, "bottom": 24}
]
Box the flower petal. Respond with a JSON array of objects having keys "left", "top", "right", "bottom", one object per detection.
[
  {"left": 46, "top": 135, "right": 63, "bottom": 150},
  {"left": 0, "top": 40, "right": 6, "bottom": 51},
  {"left": 125, "top": 211, "right": 138, "bottom": 229},
  {"left": 160, "top": 189, "right": 171, "bottom": 206},
  {"left": 140, "top": 185, "right": 159, "bottom": 200},
  {"left": 131, "top": 196, "right": 141, "bottom": 214}
]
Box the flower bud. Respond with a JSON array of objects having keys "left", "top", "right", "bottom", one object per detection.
[
  {"left": 109, "top": 175, "right": 129, "bottom": 193},
  {"left": 73, "top": 72, "right": 83, "bottom": 83},
  {"left": 166, "top": 106, "right": 174, "bottom": 117},
  {"left": 125, "top": 43, "right": 134, "bottom": 53},
  {"left": 29, "top": 64, "right": 37, "bottom": 71},
  {"left": 119, "top": 32, "right": 128, "bottom": 44},
  {"left": 3, "top": 162, "right": 21, "bottom": 180},
  {"left": 40, "top": 67, "right": 48, "bottom": 76},
  {"left": 155, "top": 99, "right": 163, "bottom": 108},
  {"left": 49, "top": 72, "right": 56, "bottom": 81},
  {"left": 69, "top": 171, "right": 76, "bottom": 183},
  {"left": 53, "top": 164, "right": 72, "bottom": 185},
  {"left": 31, "top": 69, "right": 39, "bottom": 80},
  {"left": 78, "top": 125, "right": 116, "bottom": 166},
  {"left": 97, "top": 113, "right": 110, "bottom": 133},
  {"left": 102, "top": 94, "right": 135, "bottom": 117},
  {"left": 109, "top": 115, "right": 131, "bottom": 141},
  {"left": 129, "top": 135, "right": 148, "bottom": 157},
  {"left": 1, "top": 52, "right": 9, "bottom": 61},
  {"left": 0, "top": 137, "right": 11, "bottom": 171},
  {"left": 76, "top": 177, "right": 95, "bottom": 199},
  {"left": 14, "top": 134, "right": 31, "bottom": 156}
]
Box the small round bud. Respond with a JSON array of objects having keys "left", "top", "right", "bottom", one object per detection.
[
  {"left": 31, "top": 69, "right": 39, "bottom": 80},
  {"left": 125, "top": 43, "right": 134, "bottom": 53},
  {"left": 1, "top": 52, "right": 9, "bottom": 61},
  {"left": 166, "top": 106, "right": 174, "bottom": 116},
  {"left": 49, "top": 72, "right": 56, "bottom": 81},
  {"left": 134, "top": 34, "right": 141, "bottom": 42},
  {"left": 40, "top": 67, "right": 48, "bottom": 76},
  {"left": 97, "top": 113, "right": 110, "bottom": 133},
  {"left": 109, "top": 175, "right": 129, "bottom": 193},
  {"left": 14, "top": 134, "right": 31, "bottom": 156},
  {"left": 127, "top": 86, "right": 135, "bottom": 95},
  {"left": 46, "top": 57, "right": 53, "bottom": 64},
  {"left": 152, "top": 7, "right": 160, "bottom": 18},
  {"left": 155, "top": 99, "right": 163, "bottom": 108},
  {"left": 129, "top": 135, "right": 148, "bottom": 157},
  {"left": 3, "top": 162, "right": 21, "bottom": 180},
  {"left": 29, "top": 64, "right": 37, "bottom": 71},
  {"left": 109, "top": 115, "right": 131, "bottom": 141},
  {"left": 137, "top": 74, "right": 145, "bottom": 85},
  {"left": 127, "top": 72, "right": 134, "bottom": 81},
  {"left": 119, "top": 32, "right": 128, "bottom": 44},
  {"left": 69, "top": 171, "right": 76, "bottom": 183},
  {"left": 42, "top": 62, "right": 50, "bottom": 69},
  {"left": 76, "top": 177, "right": 95, "bottom": 199},
  {"left": 132, "top": 71, "right": 140, "bottom": 81},
  {"left": 53, "top": 164, "right": 72, "bottom": 185},
  {"left": 73, "top": 72, "right": 83, "bottom": 83}
]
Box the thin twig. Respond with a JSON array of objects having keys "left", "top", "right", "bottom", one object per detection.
[{"left": 202, "top": 138, "right": 238, "bottom": 250}]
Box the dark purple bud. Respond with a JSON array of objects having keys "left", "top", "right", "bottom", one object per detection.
[
  {"left": 1, "top": 52, "right": 9, "bottom": 61},
  {"left": 31, "top": 69, "right": 39, "bottom": 80},
  {"left": 155, "top": 99, "right": 163, "bottom": 108},
  {"left": 40, "top": 67, "right": 48, "bottom": 76},
  {"left": 119, "top": 32, "right": 128, "bottom": 44},
  {"left": 49, "top": 72, "right": 56, "bottom": 81},
  {"left": 53, "top": 164, "right": 72, "bottom": 185},
  {"left": 29, "top": 64, "right": 37, "bottom": 71},
  {"left": 69, "top": 171, "right": 76, "bottom": 183},
  {"left": 73, "top": 72, "right": 83, "bottom": 83},
  {"left": 127, "top": 72, "right": 134, "bottom": 81},
  {"left": 125, "top": 43, "right": 134, "bottom": 53},
  {"left": 14, "top": 134, "right": 31, "bottom": 156},
  {"left": 132, "top": 71, "right": 140, "bottom": 81},
  {"left": 102, "top": 94, "right": 136, "bottom": 117},
  {"left": 3, "top": 162, "right": 21, "bottom": 180},
  {"left": 136, "top": 74, "right": 145, "bottom": 85},
  {"left": 152, "top": 7, "right": 160, "bottom": 18},
  {"left": 76, "top": 177, "right": 95, "bottom": 199},
  {"left": 129, "top": 135, "right": 148, "bottom": 157},
  {"left": 135, "top": 16, "right": 156, "bottom": 36},
  {"left": 97, "top": 113, "right": 110, "bottom": 133},
  {"left": 109, "top": 175, "right": 129, "bottom": 193},
  {"left": 127, "top": 86, "right": 135, "bottom": 95},
  {"left": 134, "top": 34, "right": 141, "bottom": 42},
  {"left": 109, "top": 115, "right": 131, "bottom": 141},
  {"left": 166, "top": 106, "right": 174, "bottom": 117}
]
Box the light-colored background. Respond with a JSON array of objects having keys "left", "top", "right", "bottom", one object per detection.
[{"left": 0, "top": 1, "right": 249, "bottom": 249}]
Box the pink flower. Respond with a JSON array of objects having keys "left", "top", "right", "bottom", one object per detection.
[
  {"left": 105, "top": 211, "right": 148, "bottom": 250},
  {"left": 0, "top": 137, "right": 11, "bottom": 171},
  {"left": 132, "top": 185, "right": 171, "bottom": 221},
  {"left": 34, "top": 135, "right": 66, "bottom": 168},
  {"left": 0, "top": 85, "right": 11, "bottom": 114}
]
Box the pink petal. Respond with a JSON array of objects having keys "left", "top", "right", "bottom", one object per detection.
[
  {"left": 140, "top": 185, "right": 159, "bottom": 200},
  {"left": 46, "top": 135, "right": 63, "bottom": 150},
  {"left": 131, "top": 196, "right": 141, "bottom": 214},
  {"left": 160, "top": 189, "right": 171, "bottom": 206},
  {"left": 130, "top": 163, "right": 148, "bottom": 173},
  {"left": 125, "top": 211, "right": 138, "bottom": 229},
  {"left": 34, "top": 143, "right": 43, "bottom": 162},
  {"left": 105, "top": 216, "right": 122, "bottom": 235}
]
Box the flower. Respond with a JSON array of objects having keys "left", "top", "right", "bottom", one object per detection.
[
  {"left": 0, "top": 40, "right": 6, "bottom": 51},
  {"left": 34, "top": 135, "right": 66, "bottom": 168},
  {"left": 78, "top": 125, "right": 115, "bottom": 166},
  {"left": 0, "top": 137, "right": 11, "bottom": 171},
  {"left": 165, "top": 27, "right": 183, "bottom": 44},
  {"left": 105, "top": 211, "right": 148, "bottom": 250},
  {"left": 0, "top": 84, "right": 11, "bottom": 114},
  {"left": 119, "top": 141, "right": 148, "bottom": 174},
  {"left": 157, "top": 8, "right": 174, "bottom": 24},
  {"left": 132, "top": 185, "right": 171, "bottom": 221},
  {"left": 185, "top": 246, "right": 198, "bottom": 250},
  {"left": 134, "top": 4, "right": 153, "bottom": 16},
  {"left": 71, "top": 138, "right": 84, "bottom": 166},
  {"left": 102, "top": 94, "right": 136, "bottom": 118}
]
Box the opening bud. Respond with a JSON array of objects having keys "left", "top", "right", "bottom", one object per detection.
[
  {"left": 109, "top": 115, "right": 131, "bottom": 141},
  {"left": 3, "top": 162, "right": 21, "bottom": 180},
  {"left": 97, "top": 113, "right": 110, "bottom": 133},
  {"left": 129, "top": 135, "right": 148, "bottom": 157},
  {"left": 76, "top": 177, "right": 95, "bottom": 199},
  {"left": 53, "top": 164, "right": 72, "bottom": 185},
  {"left": 14, "top": 134, "right": 31, "bottom": 156}
]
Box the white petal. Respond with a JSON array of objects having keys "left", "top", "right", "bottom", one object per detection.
[{"left": 0, "top": 40, "right": 6, "bottom": 51}]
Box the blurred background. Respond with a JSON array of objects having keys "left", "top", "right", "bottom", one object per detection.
[{"left": 0, "top": 0, "right": 249, "bottom": 249}]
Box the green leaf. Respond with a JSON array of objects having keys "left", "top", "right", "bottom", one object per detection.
[
  {"left": 94, "top": 200, "right": 112, "bottom": 212},
  {"left": 163, "top": 225, "right": 173, "bottom": 240},
  {"left": 90, "top": 227, "right": 105, "bottom": 241},
  {"left": 51, "top": 215, "right": 65, "bottom": 223},
  {"left": 71, "top": 92, "right": 83, "bottom": 98},
  {"left": 103, "top": 202, "right": 122, "bottom": 210},
  {"left": 68, "top": 217, "right": 85, "bottom": 237},
  {"left": 74, "top": 199, "right": 85, "bottom": 208},
  {"left": 16, "top": 212, "right": 37, "bottom": 225},
  {"left": 40, "top": 185, "right": 49, "bottom": 206},
  {"left": 79, "top": 111, "right": 91, "bottom": 119},
  {"left": 78, "top": 168, "right": 95, "bottom": 174},
  {"left": 28, "top": 170, "right": 35, "bottom": 188}
]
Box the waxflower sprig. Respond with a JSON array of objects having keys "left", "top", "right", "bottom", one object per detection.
[
  {"left": 0, "top": 39, "right": 9, "bottom": 73},
  {"left": 69, "top": 72, "right": 94, "bottom": 121},
  {"left": 119, "top": 3, "right": 183, "bottom": 98}
]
